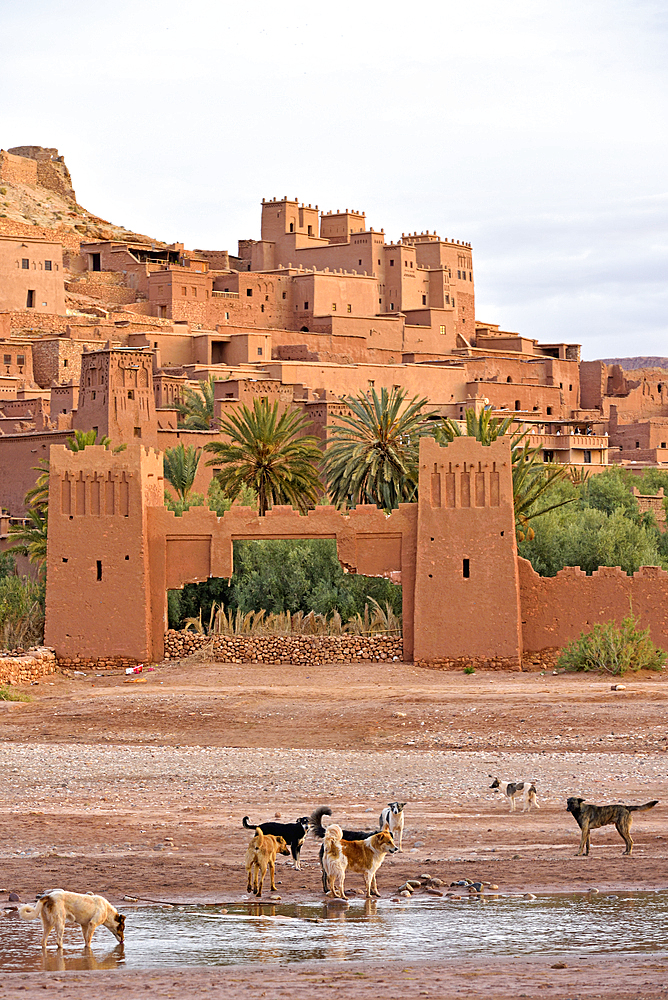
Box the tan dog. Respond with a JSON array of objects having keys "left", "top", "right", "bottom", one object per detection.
[
  {"left": 19, "top": 889, "right": 125, "bottom": 950},
  {"left": 322, "top": 824, "right": 348, "bottom": 898},
  {"left": 245, "top": 827, "right": 290, "bottom": 896},
  {"left": 339, "top": 824, "right": 397, "bottom": 898}
]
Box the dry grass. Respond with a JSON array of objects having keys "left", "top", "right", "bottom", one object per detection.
[{"left": 183, "top": 598, "right": 401, "bottom": 638}]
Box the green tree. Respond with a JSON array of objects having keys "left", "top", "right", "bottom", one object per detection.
[
  {"left": 324, "top": 386, "right": 437, "bottom": 511},
  {"left": 177, "top": 377, "right": 216, "bottom": 430},
  {"left": 7, "top": 505, "right": 48, "bottom": 572},
  {"left": 205, "top": 399, "right": 322, "bottom": 515},
  {"left": 164, "top": 443, "right": 202, "bottom": 505}
]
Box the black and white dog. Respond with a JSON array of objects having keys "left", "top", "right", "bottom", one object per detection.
[
  {"left": 242, "top": 814, "right": 310, "bottom": 869},
  {"left": 379, "top": 801, "right": 406, "bottom": 851},
  {"left": 489, "top": 777, "right": 539, "bottom": 813},
  {"left": 310, "top": 806, "right": 380, "bottom": 893}
]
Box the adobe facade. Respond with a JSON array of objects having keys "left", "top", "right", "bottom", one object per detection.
[{"left": 44, "top": 438, "right": 668, "bottom": 667}]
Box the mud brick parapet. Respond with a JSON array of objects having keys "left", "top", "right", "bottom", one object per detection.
[
  {"left": 163, "top": 630, "right": 402, "bottom": 665},
  {"left": 0, "top": 647, "right": 56, "bottom": 685},
  {"left": 519, "top": 558, "right": 668, "bottom": 655}
]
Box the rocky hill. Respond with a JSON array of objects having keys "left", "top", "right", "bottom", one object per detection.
[
  {"left": 0, "top": 145, "right": 165, "bottom": 253},
  {"left": 598, "top": 357, "right": 668, "bottom": 371}
]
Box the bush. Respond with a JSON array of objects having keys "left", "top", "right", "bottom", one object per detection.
[
  {"left": 558, "top": 612, "right": 666, "bottom": 675},
  {"left": 0, "top": 685, "right": 31, "bottom": 702},
  {"left": 0, "top": 576, "right": 45, "bottom": 650}
]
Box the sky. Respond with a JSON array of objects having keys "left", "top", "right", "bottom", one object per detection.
[{"left": 2, "top": 0, "right": 666, "bottom": 360}]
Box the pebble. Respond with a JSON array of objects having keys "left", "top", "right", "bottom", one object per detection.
[{"left": 399, "top": 890, "right": 412, "bottom": 898}]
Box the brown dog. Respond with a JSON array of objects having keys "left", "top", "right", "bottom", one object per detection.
[
  {"left": 339, "top": 824, "right": 397, "bottom": 898},
  {"left": 245, "top": 827, "right": 290, "bottom": 896},
  {"left": 566, "top": 797, "right": 659, "bottom": 856},
  {"left": 322, "top": 824, "right": 348, "bottom": 899}
]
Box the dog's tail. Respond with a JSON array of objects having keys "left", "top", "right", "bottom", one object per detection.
[
  {"left": 627, "top": 800, "right": 659, "bottom": 812},
  {"left": 309, "top": 805, "right": 333, "bottom": 838},
  {"left": 324, "top": 823, "right": 343, "bottom": 845},
  {"left": 19, "top": 900, "right": 45, "bottom": 921},
  {"left": 528, "top": 784, "right": 540, "bottom": 809},
  {"left": 242, "top": 816, "right": 258, "bottom": 830}
]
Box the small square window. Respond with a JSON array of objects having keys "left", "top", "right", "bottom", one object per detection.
[
  {"left": 304, "top": 301, "right": 309, "bottom": 309},
  {"left": 257, "top": 347, "right": 263, "bottom": 356},
  {"left": 358, "top": 259, "right": 362, "bottom": 265},
  {"left": 389, "top": 259, "right": 395, "bottom": 266},
  {"left": 63, "top": 359, "right": 68, "bottom": 367},
  {"left": 3, "top": 354, "right": 11, "bottom": 365},
  {"left": 134, "top": 427, "right": 142, "bottom": 438},
  {"left": 181, "top": 286, "right": 187, "bottom": 296},
  {"left": 128, "top": 390, "right": 135, "bottom": 400},
  {"left": 332, "top": 303, "right": 337, "bottom": 311},
  {"left": 17, "top": 354, "right": 25, "bottom": 366},
  {"left": 422, "top": 295, "right": 427, "bottom": 305},
  {"left": 246, "top": 288, "right": 253, "bottom": 297},
  {"left": 546, "top": 407, "right": 552, "bottom": 415},
  {"left": 282, "top": 291, "right": 287, "bottom": 299},
  {"left": 439, "top": 325, "right": 446, "bottom": 335},
  {"left": 225, "top": 311, "right": 230, "bottom": 320},
  {"left": 22, "top": 258, "right": 29, "bottom": 269},
  {"left": 191, "top": 287, "right": 197, "bottom": 297},
  {"left": 44, "top": 260, "right": 52, "bottom": 271},
  {"left": 390, "top": 303, "right": 394, "bottom": 310},
  {"left": 457, "top": 270, "right": 461, "bottom": 278},
  {"left": 347, "top": 304, "right": 351, "bottom": 313},
  {"left": 661, "top": 442, "right": 666, "bottom": 449}
]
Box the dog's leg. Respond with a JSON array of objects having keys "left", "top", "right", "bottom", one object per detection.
[
  {"left": 256, "top": 859, "right": 267, "bottom": 897},
  {"left": 40, "top": 914, "right": 50, "bottom": 950},
  {"left": 292, "top": 844, "right": 301, "bottom": 870},
  {"left": 55, "top": 915, "right": 66, "bottom": 950},
  {"left": 269, "top": 856, "right": 278, "bottom": 892},
  {"left": 509, "top": 795, "right": 515, "bottom": 812},
  {"left": 82, "top": 921, "right": 94, "bottom": 949},
  {"left": 363, "top": 873, "right": 372, "bottom": 899},
  {"left": 576, "top": 823, "right": 589, "bottom": 856},
  {"left": 617, "top": 820, "right": 634, "bottom": 855}
]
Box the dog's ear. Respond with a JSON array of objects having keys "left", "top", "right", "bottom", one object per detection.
[{"left": 399, "top": 802, "right": 406, "bottom": 809}]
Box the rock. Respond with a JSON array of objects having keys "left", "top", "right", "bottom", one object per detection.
[
  {"left": 398, "top": 883, "right": 414, "bottom": 893},
  {"left": 399, "top": 890, "right": 412, "bottom": 898},
  {"left": 426, "top": 888, "right": 444, "bottom": 896},
  {"left": 406, "top": 879, "right": 422, "bottom": 888},
  {"left": 488, "top": 884, "right": 499, "bottom": 891},
  {"left": 8, "top": 892, "right": 20, "bottom": 902},
  {"left": 611, "top": 684, "right": 626, "bottom": 691},
  {"left": 426, "top": 878, "right": 444, "bottom": 887}
]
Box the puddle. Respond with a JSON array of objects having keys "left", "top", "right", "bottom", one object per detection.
[{"left": 2, "top": 892, "right": 668, "bottom": 972}]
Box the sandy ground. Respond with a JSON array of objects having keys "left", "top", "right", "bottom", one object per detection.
[{"left": 1, "top": 659, "right": 667, "bottom": 998}]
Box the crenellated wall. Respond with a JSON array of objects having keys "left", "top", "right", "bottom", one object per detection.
[{"left": 519, "top": 557, "right": 668, "bottom": 653}]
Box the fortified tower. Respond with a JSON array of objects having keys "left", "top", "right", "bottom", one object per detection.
[
  {"left": 73, "top": 346, "right": 157, "bottom": 447},
  {"left": 44, "top": 444, "right": 164, "bottom": 662}
]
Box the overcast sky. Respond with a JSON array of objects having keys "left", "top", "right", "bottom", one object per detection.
[{"left": 2, "top": 0, "right": 666, "bottom": 360}]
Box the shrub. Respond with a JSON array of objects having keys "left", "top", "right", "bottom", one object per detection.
[
  {"left": 558, "top": 613, "right": 666, "bottom": 675},
  {"left": 0, "top": 685, "right": 31, "bottom": 702},
  {"left": 463, "top": 665, "right": 475, "bottom": 675}
]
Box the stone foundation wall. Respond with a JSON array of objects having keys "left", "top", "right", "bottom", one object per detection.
[
  {"left": 164, "top": 630, "right": 403, "bottom": 664},
  {"left": 0, "top": 646, "right": 56, "bottom": 684},
  {"left": 415, "top": 655, "right": 522, "bottom": 672},
  {"left": 57, "top": 655, "right": 141, "bottom": 671}
]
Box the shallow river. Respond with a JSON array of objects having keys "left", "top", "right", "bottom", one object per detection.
[{"left": 2, "top": 892, "right": 667, "bottom": 972}]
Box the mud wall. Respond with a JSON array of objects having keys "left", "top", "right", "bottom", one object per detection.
[{"left": 519, "top": 557, "right": 668, "bottom": 653}]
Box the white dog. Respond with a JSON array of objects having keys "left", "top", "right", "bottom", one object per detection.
[
  {"left": 19, "top": 889, "right": 125, "bottom": 950},
  {"left": 379, "top": 801, "right": 406, "bottom": 851}
]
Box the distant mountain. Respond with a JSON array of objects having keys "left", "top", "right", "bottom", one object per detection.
[{"left": 597, "top": 358, "right": 668, "bottom": 371}]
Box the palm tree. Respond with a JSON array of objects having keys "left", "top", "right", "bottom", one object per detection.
[
  {"left": 163, "top": 443, "right": 202, "bottom": 505},
  {"left": 66, "top": 429, "right": 127, "bottom": 454},
  {"left": 434, "top": 406, "right": 573, "bottom": 539},
  {"left": 204, "top": 399, "right": 322, "bottom": 515},
  {"left": 177, "top": 377, "right": 216, "bottom": 430},
  {"left": 324, "top": 386, "right": 438, "bottom": 511},
  {"left": 7, "top": 505, "right": 48, "bottom": 571}
]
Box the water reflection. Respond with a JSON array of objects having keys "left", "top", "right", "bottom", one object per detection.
[{"left": 40, "top": 945, "right": 125, "bottom": 973}]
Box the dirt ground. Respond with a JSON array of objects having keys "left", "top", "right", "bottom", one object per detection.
[{"left": 1, "top": 658, "right": 667, "bottom": 998}]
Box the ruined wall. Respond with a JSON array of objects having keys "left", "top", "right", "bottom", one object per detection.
[
  {"left": 519, "top": 557, "right": 668, "bottom": 653},
  {"left": 7, "top": 146, "right": 75, "bottom": 200},
  {"left": 0, "top": 150, "right": 38, "bottom": 186},
  {"left": 163, "top": 631, "right": 402, "bottom": 665},
  {"left": 0, "top": 647, "right": 57, "bottom": 685}
]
